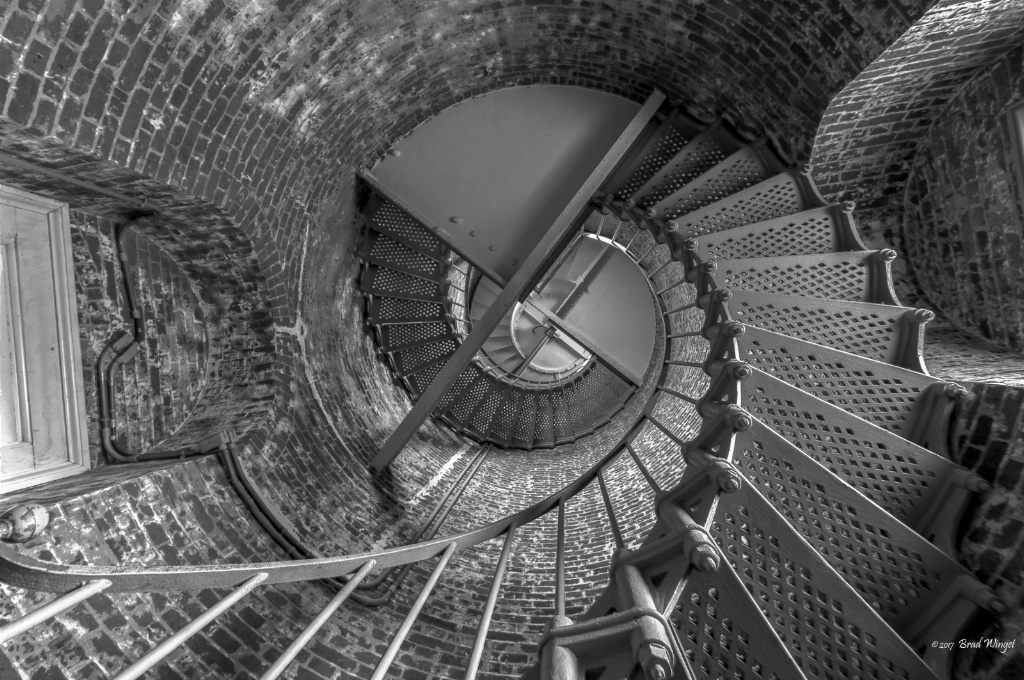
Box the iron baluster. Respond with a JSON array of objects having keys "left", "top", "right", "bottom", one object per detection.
[
  {"left": 597, "top": 468, "right": 625, "bottom": 550},
  {"left": 0, "top": 579, "right": 112, "bottom": 643},
  {"left": 555, "top": 498, "right": 566, "bottom": 619},
  {"left": 369, "top": 543, "right": 458, "bottom": 680},
  {"left": 259, "top": 560, "right": 377, "bottom": 680},
  {"left": 464, "top": 525, "right": 517, "bottom": 680},
  {"left": 114, "top": 573, "right": 269, "bottom": 680}
]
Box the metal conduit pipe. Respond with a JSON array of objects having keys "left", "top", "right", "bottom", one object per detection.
[{"left": 96, "top": 214, "right": 489, "bottom": 604}]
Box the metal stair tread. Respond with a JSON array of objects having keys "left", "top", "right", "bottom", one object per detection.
[
  {"left": 363, "top": 195, "right": 445, "bottom": 258},
  {"left": 360, "top": 264, "right": 444, "bottom": 302},
  {"left": 734, "top": 420, "right": 979, "bottom": 638},
  {"left": 632, "top": 125, "right": 740, "bottom": 206},
  {"left": 669, "top": 169, "right": 821, "bottom": 238},
  {"left": 361, "top": 230, "right": 445, "bottom": 282},
  {"left": 712, "top": 482, "right": 941, "bottom": 680},
  {"left": 734, "top": 324, "right": 940, "bottom": 440},
  {"left": 712, "top": 250, "right": 899, "bottom": 304},
  {"left": 689, "top": 204, "right": 865, "bottom": 260},
  {"left": 724, "top": 289, "right": 926, "bottom": 369},
  {"left": 740, "top": 366, "right": 967, "bottom": 533}
]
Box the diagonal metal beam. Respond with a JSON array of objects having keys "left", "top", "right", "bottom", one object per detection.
[
  {"left": 371, "top": 90, "right": 666, "bottom": 472},
  {"left": 358, "top": 170, "right": 507, "bottom": 287}
]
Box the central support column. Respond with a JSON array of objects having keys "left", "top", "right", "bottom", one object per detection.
[{"left": 371, "top": 91, "right": 665, "bottom": 472}]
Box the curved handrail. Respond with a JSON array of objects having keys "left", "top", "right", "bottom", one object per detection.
[
  {"left": 0, "top": 419, "right": 650, "bottom": 594},
  {"left": 0, "top": 198, "right": 699, "bottom": 598}
]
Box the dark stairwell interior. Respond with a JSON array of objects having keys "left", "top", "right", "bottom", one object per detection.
[{"left": 0, "top": 1, "right": 1022, "bottom": 679}]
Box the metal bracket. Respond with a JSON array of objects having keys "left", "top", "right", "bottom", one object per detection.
[
  {"left": 915, "top": 467, "right": 992, "bottom": 556},
  {"left": 906, "top": 381, "right": 970, "bottom": 459}
]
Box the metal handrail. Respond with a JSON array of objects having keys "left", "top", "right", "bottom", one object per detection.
[{"left": 0, "top": 417, "right": 654, "bottom": 595}]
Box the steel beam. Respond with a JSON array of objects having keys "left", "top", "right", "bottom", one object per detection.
[
  {"left": 358, "top": 170, "right": 508, "bottom": 287},
  {"left": 371, "top": 90, "right": 665, "bottom": 472}
]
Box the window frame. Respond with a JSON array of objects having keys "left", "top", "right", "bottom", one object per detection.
[{"left": 0, "top": 183, "right": 90, "bottom": 493}]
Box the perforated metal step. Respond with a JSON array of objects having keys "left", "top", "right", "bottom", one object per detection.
[
  {"left": 607, "top": 113, "right": 706, "bottom": 200},
  {"left": 366, "top": 297, "right": 448, "bottom": 325},
  {"left": 733, "top": 421, "right": 980, "bottom": 638},
  {"left": 716, "top": 251, "right": 899, "bottom": 304},
  {"left": 361, "top": 230, "right": 444, "bottom": 281},
  {"left": 391, "top": 338, "right": 458, "bottom": 378},
  {"left": 377, "top": 322, "right": 456, "bottom": 353},
  {"left": 363, "top": 194, "right": 445, "bottom": 258},
  {"left": 360, "top": 265, "right": 443, "bottom": 302},
  {"left": 741, "top": 368, "right": 966, "bottom": 532},
  {"left": 691, "top": 204, "right": 864, "bottom": 260},
  {"left": 735, "top": 326, "right": 940, "bottom": 439},
  {"left": 652, "top": 146, "right": 779, "bottom": 220},
  {"left": 711, "top": 483, "right": 940, "bottom": 679},
  {"left": 671, "top": 170, "right": 820, "bottom": 238},
  {"left": 633, "top": 126, "right": 741, "bottom": 207},
  {"left": 726, "top": 290, "right": 927, "bottom": 370}
]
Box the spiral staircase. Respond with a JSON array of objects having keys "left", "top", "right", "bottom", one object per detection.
[{"left": 0, "top": 100, "right": 1007, "bottom": 680}]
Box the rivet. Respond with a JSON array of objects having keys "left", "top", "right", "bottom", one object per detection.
[
  {"left": 389, "top": 148, "right": 401, "bottom": 157},
  {"left": 469, "top": 230, "right": 478, "bottom": 237},
  {"left": 511, "top": 257, "right": 519, "bottom": 265},
  {"left": 450, "top": 216, "right": 463, "bottom": 224},
  {"left": 489, "top": 244, "right": 498, "bottom": 251}
]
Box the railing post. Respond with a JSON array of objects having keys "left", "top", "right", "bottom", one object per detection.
[
  {"left": 260, "top": 560, "right": 378, "bottom": 680},
  {"left": 369, "top": 543, "right": 458, "bottom": 680},
  {"left": 0, "top": 579, "right": 112, "bottom": 644},
  {"left": 555, "top": 498, "right": 567, "bottom": 620},
  {"left": 464, "top": 525, "right": 517, "bottom": 680},
  {"left": 114, "top": 573, "right": 269, "bottom": 680},
  {"left": 598, "top": 469, "right": 625, "bottom": 550}
]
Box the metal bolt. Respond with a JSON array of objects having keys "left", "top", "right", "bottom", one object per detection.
[
  {"left": 692, "top": 544, "right": 719, "bottom": 573},
  {"left": 488, "top": 244, "right": 498, "bottom": 251},
  {"left": 730, "top": 363, "right": 753, "bottom": 381},
  {"left": 469, "top": 230, "right": 478, "bottom": 237},
  {"left": 450, "top": 216, "right": 463, "bottom": 224},
  {"left": 716, "top": 466, "right": 743, "bottom": 493},
  {"left": 728, "top": 409, "right": 753, "bottom": 431}
]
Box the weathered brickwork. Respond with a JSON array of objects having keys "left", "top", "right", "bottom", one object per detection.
[
  {"left": 952, "top": 384, "right": 1024, "bottom": 678},
  {"left": 924, "top": 319, "right": 1024, "bottom": 386},
  {"left": 809, "top": 0, "right": 1024, "bottom": 361},
  {"left": 1, "top": 0, "right": 1009, "bottom": 678},
  {"left": 811, "top": 0, "right": 1024, "bottom": 218},
  {"left": 71, "top": 211, "right": 208, "bottom": 464},
  {"left": 904, "top": 44, "right": 1024, "bottom": 354}
]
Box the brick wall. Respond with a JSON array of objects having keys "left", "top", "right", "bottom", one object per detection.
[
  {"left": 809, "top": 0, "right": 1024, "bottom": 362},
  {"left": 904, "top": 44, "right": 1024, "bottom": 353},
  {"left": 951, "top": 384, "right": 1024, "bottom": 679},
  {"left": 0, "top": 0, "right": 965, "bottom": 677}
]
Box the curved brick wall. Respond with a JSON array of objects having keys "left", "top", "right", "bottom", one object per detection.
[
  {"left": 809, "top": 0, "right": 1024, "bottom": 367},
  {"left": 0, "top": 0, "right": 957, "bottom": 677},
  {"left": 904, "top": 44, "right": 1024, "bottom": 352}
]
